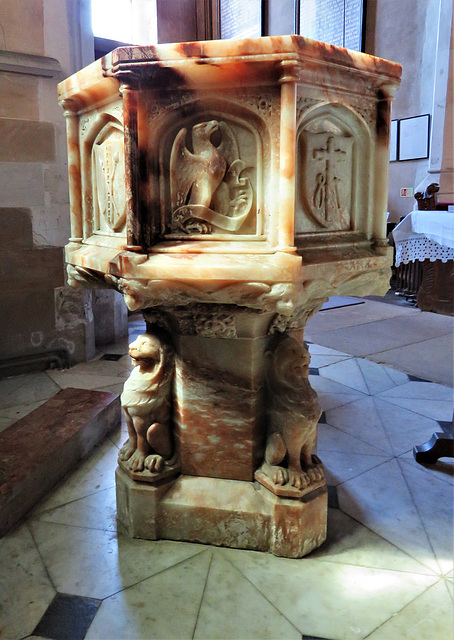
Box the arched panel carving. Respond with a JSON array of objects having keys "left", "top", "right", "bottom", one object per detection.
[
  {"left": 296, "top": 103, "right": 372, "bottom": 235},
  {"left": 83, "top": 114, "right": 126, "bottom": 237},
  {"left": 151, "top": 100, "right": 269, "bottom": 239}
]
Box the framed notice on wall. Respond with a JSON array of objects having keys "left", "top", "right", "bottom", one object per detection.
[
  {"left": 389, "top": 120, "right": 398, "bottom": 162},
  {"left": 220, "top": 0, "right": 262, "bottom": 39},
  {"left": 398, "top": 114, "right": 430, "bottom": 162},
  {"left": 299, "top": 0, "right": 364, "bottom": 51}
]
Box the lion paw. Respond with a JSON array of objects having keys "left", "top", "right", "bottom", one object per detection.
[
  {"left": 127, "top": 450, "right": 146, "bottom": 472},
  {"left": 305, "top": 464, "right": 325, "bottom": 483},
  {"left": 262, "top": 462, "right": 289, "bottom": 485},
  {"left": 288, "top": 470, "right": 310, "bottom": 490},
  {"left": 118, "top": 439, "right": 136, "bottom": 461},
  {"left": 145, "top": 454, "right": 165, "bottom": 472}
]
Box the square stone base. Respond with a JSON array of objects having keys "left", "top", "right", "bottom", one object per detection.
[{"left": 116, "top": 467, "right": 327, "bottom": 558}]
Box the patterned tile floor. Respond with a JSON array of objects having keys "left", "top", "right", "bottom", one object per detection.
[{"left": 0, "top": 302, "right": 453, "bottom": 640}]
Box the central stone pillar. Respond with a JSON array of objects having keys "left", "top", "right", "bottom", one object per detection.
[{"left": 58, "top": 35, "right": 401, "bottom": 557}]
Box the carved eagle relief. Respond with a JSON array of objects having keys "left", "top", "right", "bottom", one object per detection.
[{"left": 170, "top": 120, "right": 254, "bottom": 234}]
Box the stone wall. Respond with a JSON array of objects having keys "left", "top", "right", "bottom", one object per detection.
[
  {"left": 0, "top": 0, "right": 127, "bottom": 372},
  {"left": 365, "top": 0, "right": 453, "bottom": 220}
]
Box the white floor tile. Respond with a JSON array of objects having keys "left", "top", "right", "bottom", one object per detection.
[
  {"left": 366, "top": 579, "right": 454, "bottom": 640},
  {"left": 309, "top": 313, "right": 453, "bottom": 359},
  {"left": 378, "top": 396, "right": 453, "bottom": 422},
  {"left": 308, "top": 344, "right": 351, "bottom": 357},
  {"left": 398, "top": 460, "right": 454, "bottom": 575},
  {"left": 0, "top": 524, "right": 55, "bottom": 640},
  {"left": 310, "top": 375, "right": 366, "bottom": 412},
  {"left": 32, "top": 486, "right": 118, "bottom": 532},
  {"left": 310, "top": 353, "right": 353, "bottom": 368},
  {"left": 326, "top": 396, "right": 443, "bottom": 457},
  {"left": 310, "top": 509, "right": 436, "bottom": 575},
  {"left": 86, "top": 551, "right": 211, "bottom": 639},
  {"left": 317, "top": 392, "right": 365, "bottom": 412},
  {"left": 30, "top": 520, "right": 205, "bottom": 599},
  {"left": 379, "top": 381, "right": 453, "bottom": 402},
  {"left": 317, "top": 423, "right": 389, "bottom": 457},
  {"left": 319, "top": 359, "right": 371, "bottom": 394},
  {"left": 308, "top": 344, "right": 352, "bottom": 369},
  {"left": 0, "top": 415, "right": 14, "bottom": 431},
  {"left": 367, "top": 335, "right": 454, "bottom": 388},
  {"left": 398, "top": 453, "right": 454, "bottom": 487},
  {"left": 46, "top": 370, "right": 128, "bottom": 390},
  {"left": 94, "top": 382, "right": 125, "bottom": 395},
  {"left": 194, "top": 552, "right": 300, "bottom": 639},
  {"left": 320, "top": 450, "right": 393, "bottom": 486},
  {"left": 325, "top": 397, "right": 394, "bottom": 454},
  {"left": 108, "top": 419, "right": 129, "bottom": 449},
  {"left": 356, "top": 358, "right": 409, "bottom": 394},
  {"left": 67, "top": 358, "right": 131, "bottom": 377},
  {"left": 30, "top": 438, "right": 118, "bottom": 516},
  {"left": 0, "top": 399, "right": 48, "bottom": 422},
  {"left": 337, "top": 459, "right": 439, "bottom": 573},
  {"left": 224, "top": 549, "right": 437, "bottom": 640},
  {"left": 310, "top": 375, "right": 367, "bottom": 397},
  {"left": 0, "top": 372, "right": 60, "bottom": 410},
  {"left": 372, "top": 398, "right": 445, "bottom": 456},
  {"left": 445, "top": 577, "right": 453, "bottom": 602},
  {"left": 305, "top": 299, "right": 420, "bottom": 335}
]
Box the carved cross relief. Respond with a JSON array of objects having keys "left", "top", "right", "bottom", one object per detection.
[{"left": 300, "top": 125, "right": 354, "bottom": 231}]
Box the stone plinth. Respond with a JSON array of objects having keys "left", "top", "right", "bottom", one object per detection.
[
  {"left": 116, "top": 469, "right": 327, "bottom": 558},
  {"left": 0, "top": 388, "right": 120, "bottom": 536},
  {"left": 58, "top": 36, "right": 401, "bottom": 557}
]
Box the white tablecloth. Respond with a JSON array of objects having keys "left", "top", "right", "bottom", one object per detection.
[{"left": 392, "top": 211, "right": 454, "bottom": 267}]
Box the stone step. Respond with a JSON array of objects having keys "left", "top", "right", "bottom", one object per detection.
[{"left": 0, "top": 387, "right": 120, "bottom": 536}]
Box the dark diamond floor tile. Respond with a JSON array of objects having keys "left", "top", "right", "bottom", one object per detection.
[
  {"left": 309, "top": 368, "right": 320, "bottom": 375},
  {"left": 408, "top": 374, "right": 433, "bottom": 383},
  {"left": 438, "top": 420, "right": 454, "bottom": 436},
  {"left": 327, "top": 485, "right": 339, "bottom": 509},
  {"left": 100, "top": 353, "right": 124, "bottom": 361},
  {"left": 33, "top": 593, "right": 101, "bottom": 640},
  {"left": 318, "top": 411, "right": 327, "bottom": 424},
  {"left": 303, "top": 635, "right": 335, "bottom": 639}
]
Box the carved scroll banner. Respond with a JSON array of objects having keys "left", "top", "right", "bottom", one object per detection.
[{"left": 170, "top": 120, "right": 254, "bottom": 234}]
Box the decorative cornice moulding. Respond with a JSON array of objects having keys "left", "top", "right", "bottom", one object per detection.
[{"left": 0, "top": 50, "right": 62, "bottom": 78}]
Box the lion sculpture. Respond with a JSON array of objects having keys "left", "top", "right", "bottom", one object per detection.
[
  {"left": 263, "top": 335, "right": 324, "bottom": 490},
  {"left": 119, "top": 333, "right": 174, "bottom": 473}
]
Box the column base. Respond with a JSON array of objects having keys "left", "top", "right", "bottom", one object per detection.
[{"left": 116, "top": 467, "right": 327, "bottom": 558}]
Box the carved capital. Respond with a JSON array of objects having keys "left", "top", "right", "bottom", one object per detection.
[{"left": 278, "top": 59, "right": 303, "bottom": 84}]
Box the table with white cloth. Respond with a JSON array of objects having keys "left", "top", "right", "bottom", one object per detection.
[
  {"left": 393, "top": 211, "right": 454, "bottom": 464},
  {"left": 392, "top": 211, "right": 454, "bottom": 315}
]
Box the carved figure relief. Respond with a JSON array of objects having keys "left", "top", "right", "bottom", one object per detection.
[
  {"left": 170, "top": 120, "right": 254, "bottom": 234},
  {"left": 255, "top": 336, "right": 324, "bottom": 496},
  {"left": 119, "top": 334, "right": 176, "bottom": 474},
  {"left": 302, "top": 130, "right": 353, "bottom": 229},
  {"left": 92, "top": 123, "right": 126, "bottom": 233}
]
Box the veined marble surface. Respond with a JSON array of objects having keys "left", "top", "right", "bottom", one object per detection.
[{"left": 59, "top": 35, "right": 400, "bottom": 309}]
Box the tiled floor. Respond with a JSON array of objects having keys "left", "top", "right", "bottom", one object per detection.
[{"left": 0, "top": 301, "right": 453, "bottom": 640}]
